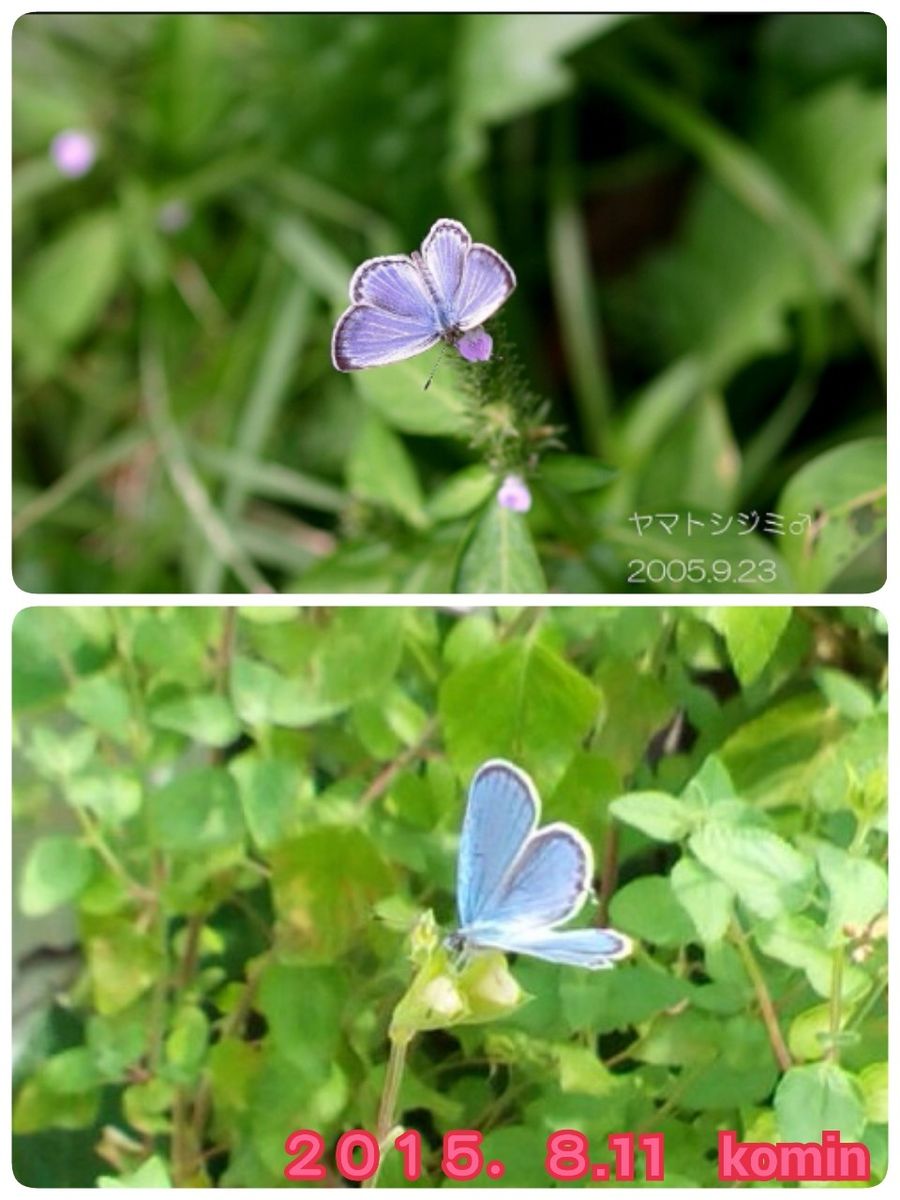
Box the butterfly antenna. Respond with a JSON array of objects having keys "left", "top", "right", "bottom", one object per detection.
[{"left": 423, "top": 343, "right": 449, "bottom": 391}]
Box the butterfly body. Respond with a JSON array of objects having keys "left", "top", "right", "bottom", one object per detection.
[
  {"left": 332, "top": 219, "right": 515, "bottom": 371},
  {"left": 451, "top": 759, "right": 632, "bottom": 971}
]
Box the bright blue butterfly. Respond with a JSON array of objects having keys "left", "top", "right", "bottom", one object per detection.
[
  {"left": 449, "top": 759, "right": 632, "bottom": 970},
  {"left": 331, "top": 218, "right": 515, "bottom": 372}
]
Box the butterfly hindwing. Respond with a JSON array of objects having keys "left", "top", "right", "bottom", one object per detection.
[
  {"left": 470, "top": 823, "right": 592, "bottom": 932},
  {"left": 475, "top": 926, "right": 632, "bottom": 971},
  {"left": 331, "top": 304, "right": 442, "bottom": 370}
]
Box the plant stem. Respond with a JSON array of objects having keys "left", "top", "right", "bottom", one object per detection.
[
  {"left": 730, "top": 919, "right": 793, "bottom": 1072},
  {"left": 827, "top": 948, "right": 844, "bottom": 1063},
  {"left": 363, "top": 1034, "right": 411, "bottom": 1189}
]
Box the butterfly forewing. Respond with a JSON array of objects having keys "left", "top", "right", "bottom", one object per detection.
[
  {"left": 457, "top": 760, "right": 537, "bottom": 929},
  {"left": 478, "top": 927, "right": 632, "bottom": 970},
  {"left": 349, "top": 256, "right": 437, "bottom": 319},
  {"left": 421, "top": 219, "right": 470, "bottom": 310},
  {"left": 469, "top": 824, "right": 592, "bottom": 933}
]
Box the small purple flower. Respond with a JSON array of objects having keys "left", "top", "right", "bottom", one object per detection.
[
  {"left": 456, "top": 327, "right": 493, "bottom": 362},
  {"left": 49, "top": 129, "right": 97, "bottom": 179},
  {"left": 497, "top": 473, "right": 532, "bottom": 513},
  {"left": 157, "top": 200, "right": 192, "bottom": 234}
]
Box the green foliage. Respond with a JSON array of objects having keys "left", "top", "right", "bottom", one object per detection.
[
  {"left": 12, "top": 13, "right": 885, "bottom": 593},
  {"left": 12, "top": 606, "right": 887, "bottom": 1186}
]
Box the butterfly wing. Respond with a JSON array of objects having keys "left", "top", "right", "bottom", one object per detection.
[
  {"left": 457, "top": 760, "right": 538, "bottom": 929},
  {"left": 472, "top": 926, "right": 632, "bottom": 971},
  {"left": 332, "top": 254, "right": 442, "bottom": 370},
  {"left": 420, "top": 219, "right": 471, "bottom": 312},
  {"left": 467, "top": 824, "right": 592, "bottom": 934},
  {"left": 452, "top": 244, "right": 516, "bottom": 331}
]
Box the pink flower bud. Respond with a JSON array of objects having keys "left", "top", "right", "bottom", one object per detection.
[
  {"left": 456, "top": 327, "right": 492, "bottom": 362},
  {"left": 497, "top": 473, "right": 532, "bottom": 513},
  {"left": 49, "top": 129, "right": 97, "bottom": 178}
]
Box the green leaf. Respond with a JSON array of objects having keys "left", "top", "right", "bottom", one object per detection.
[
  {"left": 98, "top": 1156, "right": 172, "bottom": 1188},
  {"left": 354, "top": 360, "right": 470, "bottom": 436},
  {"left": 20, "top": 835, "right": 93, "bottom": 915},
  {"left": 150, "top": 692, "right": 241, "bottom": 747},
  {"left": 633, "top": 391, "right": 740, "bottom": 513},
  {"left": 451, "top": 14, "right": 626, "bottom": 173},
  {"left": 778, "top": 438, "right": 886, "bottom": 590},
  {"left": 228, "top": 754, "right": 307, "bottom": 849},
  {"left": 258, "top": 963, "right": 346, "bottom": 1076},
  {"left": 347, "top": 411, "right": 426, "bottom": 527},
  {"left": 712, "top": 606, "right": 792, "bottom": 686},
  {"left": 146, "top": 767, "right": 244, "bottom": 852},
  {"left": 86, "top": 918, "right": 164, "bottom": 1015},
  {"left": 858, "top": 1061, "right": 888, "bottom": 1124},
  {"left": 165, "top": 1005, "right": 209, "bottom": 1085},
  {"left": 813, "top": 667, "right": 876, "bottom": 720},
  {"left": 66, "top": 673, "right": 133, "bottom": 744},
  {"left": 774, "top": 1062, "right": 866, "bottom": 1143},
  {"left": 15, "top": 209, "right": 123, "bottom": 376},
  {"left": 609, "top": 791, "right": 692, "bottom": 842},
  {"left": 813, "top": 841, "right": 887, "bottom": 944},
  {"left": 608, "top": 877, "right": 695, "bottom": 946},
  {"left": 670, "top": 856, "right": 733, "bottom": 943},
  {"left": 270, "top": 827, "right": 395, "bottom": 961},
  {"left": 426, "top": 464, "right": 496, "bottom": 521},
  {"left": 689, "top": 824, "right": 815, "bottom": 919},
  {"left": 755, "top": 914, "right": 868, "bottom": 1001},
  {"left": 65, "top": 769, "right": 143, "bottom": 826},
  {"left": 457, "top": 502, "right": 546, "bottom": 593},
  {"left": 27, "top": 725, "right": 98, "bottom": 778},
  {"left": 440, "top": 638, "right": 601, "bottom": 796},
  {"left": 538, "top": 454, "right": 616, "bottom": 494}
]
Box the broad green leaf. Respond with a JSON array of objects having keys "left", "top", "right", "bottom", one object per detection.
[
  {"left": 440, "top": 638, "right": 600, "bottom": 795},
  {"left": 774, "top": 1062, "right": 866, "bottom": 1142},
  {"left": 778, "top": 438, "right": 886, "bottom": 590},
  {"left": 258, "top": 963, "right": 346, "bottom": 1075},
  {"left": 65, "top": 769, "right": 142, "bottom": 826},
  {"left": 98, "top": 1156, "right": 172, "bottom": 1188},
  {"left": 813, "top": 841, "right": 887, "bottom": 944},
  {"left": 27, "top": 726, "right": 97, "bottom": 779},
  {"left": 609, "top": 876, "right": 695, "bottom": 946},
  {"left": 755, "top": 914, "right": 868, "bottom": 1001},
  {"left": 609, "top": 791, "right": 692, "bottom": 842},
  {"left": 165, "top": 1005, "right": 209, "bottom": 1085},
  {"left": 456, "top": 501, "right": 546, "bottom": 593},
  {"left": 15, "top": 209, "right": 123, "bottom": 376},
  {"left": 857, "top": 1061, "right": 887, "bottom": 1124},
  {"left": 20, "top": 835, "right": 93, "bottom": 915},
  {"left": 146, "top": 767, "right": 244, "bottom": 852},
  {"left": 711, "top": 606, "right": 792, "bottom": 686},
  {"left": 228, "top": 754, "right": 308, "bottom": 849},
  {"left": 150, "top": 692, "right": 241, "bottom": 747},
  {"left": 426, "top": 464, "right": 496, "bottom": 521},
  {"left": 689, "top": 824, "right": 814, "bottom": 919},
  {"left": 355, "top": 361, "right": 470, "bottom": 436},
  {"left": 66, "top": 673, "right": 133, "bottom": 744},
  {"left": 451, "top": 14, "right": 625, "bottom": 173},
  {"left": 670, "top": 856, "right": 733, "bottom": 943},
  {"left": 85, "top": 919, "right": 164, "bottom": 1015},
  {"left": 270, "top": 827, "right": 395, "bottom": 961},
  {"left": 347, "top": 411, "right": 426, "bottom": 527},
  {"left": 538, "top": 454, "right": 616, "bottom": 494}
]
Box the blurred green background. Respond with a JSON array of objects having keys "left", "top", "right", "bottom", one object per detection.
[
  {"left": 12, "top": 606, "right": 887, "bottom": 1186},
  {"left": 12, "top": 14, "right": 886, "bottom": 593}
]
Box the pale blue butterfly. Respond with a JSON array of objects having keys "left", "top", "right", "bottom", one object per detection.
[
  {"left": 449, "top": 759, "right": 632, "bottom": 970},
  {"left": 331, "top": 218, "right": 515, "bottom": 374}
]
